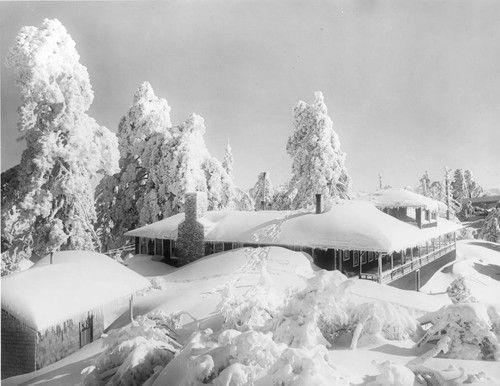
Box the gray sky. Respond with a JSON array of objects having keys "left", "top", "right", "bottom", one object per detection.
[{"left": 2, "top": 0, "right": 500, "bottom": 192}]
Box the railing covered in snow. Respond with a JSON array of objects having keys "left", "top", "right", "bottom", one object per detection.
[{"left": 380, "top": 243, "right": 455, "bottom": 284}]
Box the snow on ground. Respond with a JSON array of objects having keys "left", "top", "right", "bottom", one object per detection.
[
  {"left": 4, "top": 241, "right": 500, "bottom": 385},
  {"left": 422, "top": 240, "right": 500, "bottom": 304}
]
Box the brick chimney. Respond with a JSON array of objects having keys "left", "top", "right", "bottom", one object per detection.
[
  {"left": 178, "top": 192, "right": 207, "bottom": 265},
  {"left": 316, "top": 194, "right": 322, "bottom": 214}
]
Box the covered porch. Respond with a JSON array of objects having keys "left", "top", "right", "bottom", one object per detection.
[{"left": 359, "top": 232, "right": 456, "bottom": 285}]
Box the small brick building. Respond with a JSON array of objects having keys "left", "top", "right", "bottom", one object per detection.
[{"left": 1, "top": 251, "right": 150, "bottom": 379}]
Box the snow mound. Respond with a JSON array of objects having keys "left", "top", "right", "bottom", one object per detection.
[{"left": 1, "top": 251, "right": 150, "bottom": 331}]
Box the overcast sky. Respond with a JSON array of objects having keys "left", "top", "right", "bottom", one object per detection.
[{"left": 1, "top": 0, "right": 499, "bottom": 193}]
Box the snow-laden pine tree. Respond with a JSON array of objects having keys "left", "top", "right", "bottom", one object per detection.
[
  {"left": 464, "top": 169, "right": 483, "bottom": 198},
  {"left": 95, "top": 81, "right": 172, "bottom": 250},
  {"left": 95, "top": 83, "right": 248, "bottom": 250},
  {"left": 250, "top": 172, "right": 274, "bottom": 210},
  {"left": 222, "top": 140, "right": 234, "bottom": 178},
  {"left": 478, "top": 208, "right": 500, "bottom": 243},
  {"left": 428, "top": 181, "right": 443, "bottom": 202},
  {"left": 418, "top": 171, "right": 431, "bottom": 197},
  {"left": 452, "top": 169, "right": 469, "bottom": 202},
  {"left": 286, "top": 92, "right": 351, "bottom": 209},
  {"left": 2, "top": 19, "right": 119, "bottom": 266}
]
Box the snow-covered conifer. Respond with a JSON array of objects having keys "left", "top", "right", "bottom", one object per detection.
[
  {"left": 2, "top": 19, "right": 119, "bottom": 263},
  {"left": 428, "top": 180, "right": 443, "bottom": 201},
  {"left": 464, "top": 169, "right": 483, "bottom": 198},
  {"left": 95, "top": 84, "right": 245, "bottom": 250},
  {"left": 286, "top": 92, "right": 351, "bottom": 209},
  {"left": 95, "top": 82, "right": 172, "bottom": 249},
  {"left": 479, "top": 208, "right": 500, "bottom": 243},
  {"left": 446, "top": 275, "right": 477, "bottom": 304},
  {"left": 452, "top": 169, "right": 469, "bottom": 202},
  {"left": 418, "top": 171, "right": 431, "bottom": 197},
  {"left": 222, "top": 139, "right": 234, "bottom": 178},
  {"left": 251, "top": 172, "right": 275, "bottom": 210}
]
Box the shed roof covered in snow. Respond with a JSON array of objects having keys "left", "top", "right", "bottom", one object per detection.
[
  {"left": 358, "top": 189, "right": 447, "bottom": 211},
  {"left": 1, "top": 251, "right": 151, "bottom": 331},
  {"left": 124, "top": 200, "right": 460, "bottom": 253}
]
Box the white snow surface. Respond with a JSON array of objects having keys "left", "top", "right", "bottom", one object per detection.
[
  {"left": 358, "top": 188, "right": 447, "bottom": 211},
  {"left": 1, "top": 251, "right": 151, "bottom": 331},
  {"left": 5, "top": 242, "right": 500, "bottom": 385},
  {"left": 125, "top": 200, "right": 457, "bottom": 253}
]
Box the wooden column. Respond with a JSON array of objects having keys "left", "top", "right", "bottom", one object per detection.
[
  {"left": 390, "top": 253, "right": 394, "bottom": 270},
  {"left": 359, "top": 251, "right": 362, "bottom": 276},
  {"left": 129, "top": 295, "right": 134, "bottom": 322},
  {"left": 378, "top": 254, "right": 383, "bottom": 283}
]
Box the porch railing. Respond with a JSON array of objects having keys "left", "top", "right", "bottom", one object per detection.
[
  {"left": 358, "top": 243, "right": 455, "bottom": 284},
  {"left": 380, "top": 243, "right": 455, "bottom": 284}
]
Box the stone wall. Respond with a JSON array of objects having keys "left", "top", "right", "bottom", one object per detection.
[
  {"left": 178, "top": 192, "right": 207, "bottom": 265},
  {"left": 35, "top": 312, "right": 104, "bottom": 370},
  {"left": 1, "top": 310, "right": 37, "bottom": 379},
  {"left": 1, "top": 310, "right": 104, "bottom": 379}
]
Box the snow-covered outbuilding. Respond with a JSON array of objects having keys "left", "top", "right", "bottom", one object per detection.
[
  {"left": 125, "top": 192, "right": 461, "bottom": 291},
  {"left": 1, "top": 251, "right": 150, "bottom": 379}
]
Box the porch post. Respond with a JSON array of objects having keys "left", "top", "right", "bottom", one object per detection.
[
  {"left": 390, "top": 253, "right": 394, "bottom": 271},
  {"left": 129, "top": 295, "right": 134, "bottom": 322},
  {"left": 359, "top": 251, "right": 362, "bottom": 276},
  {"left": 378, "top": 253, "right": 383, "bottom": 283}
]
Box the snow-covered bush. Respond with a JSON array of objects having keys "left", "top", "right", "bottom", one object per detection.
[
  {"left": 261, "top": 345, "right": 349, "bottom": 386},
  {"left": 417, "top": 303, "right": 500, "bottom": 361},
  {"left": 478, "top": 208, "right": 500, "bottom": 243},
  {"left": 271, "top": 270, "right": 351, "bottom": 349},
  {"left": 348, "top": 301, "right": 418, "bottom": 349},
  {"left": 82, "top": 311, "right": 181, "bottom": 385},
  {"left": 446, "top": 275, "right": 477, "bottom": 304},
  {"left": 367, "top": 361, "right": 415, "bottom": 386},
  {"left": 150, "top": 277, "right": 168, "bottom": 290},
  {"left": 154, "top": 327, "right": 349, "bottom": 386}
]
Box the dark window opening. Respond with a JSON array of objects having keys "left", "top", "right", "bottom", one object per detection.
[{"left": 79, "top": 315, "right": 94, "bottom": 348}]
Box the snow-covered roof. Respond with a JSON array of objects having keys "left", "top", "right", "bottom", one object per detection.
[
  {"left": 1, "top": 251, "right": 151, "bottom": 331},
  {"left": 124, "top": 200, "right": 458, "bottom": 253},
  {"left": 358, "top": 189, "right": 447, "bottom": 211}
]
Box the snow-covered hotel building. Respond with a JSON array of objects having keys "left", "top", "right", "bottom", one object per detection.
[{"left": 125, "top": 189, "right": 461, "bottom": 291}]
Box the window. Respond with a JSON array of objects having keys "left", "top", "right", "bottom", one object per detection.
[
  {"left": 368, "top": 251, "right": 374, "bottom": 262},
  {"left": 147, "top": 239, "right": 155, "bottom": 255},
  {"left": 140, "top": 238, "right": 147, "bottom": 254},
  {"left": 353, "top": 251, "right": 359, "bottom": 267},
  {"left": 214, "top": 242, "right": 224, "bottom": 253},
  {"left": 342, "top": 250, "right": 349, "bottom": 261},
  {"left": 155, "top": 239, "right": 163, "bottom": 256},
  {"left": 361, "top": 252, "right": 367, "bottom": 264},
  {"left": 79, "top": 315, "right": 94, "bottom": 348},
  {"left": 172, "top": 241, "right": 178, "bottom": 257},
  {"left": 163, "top": 239, "right": 171, "bottom": 258}
]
